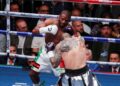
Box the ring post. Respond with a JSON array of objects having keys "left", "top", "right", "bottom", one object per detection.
[{"left": 6, "top": 0, "right": 10, "bottom": 57}]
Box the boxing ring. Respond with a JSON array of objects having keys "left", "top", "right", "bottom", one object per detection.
[
  {"left": 1, "top": 64, "right": 120, "bottom": 86},
  {"left": 0, "top": 65, "right": 58, "bottom": 86},
  {"left": 0, "top": 0, "right": 120, "bottom": 86}
]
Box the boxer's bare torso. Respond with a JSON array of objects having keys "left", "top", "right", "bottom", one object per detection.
[{"left": 55, "top": 36, "right": 87, "bottom": 70}]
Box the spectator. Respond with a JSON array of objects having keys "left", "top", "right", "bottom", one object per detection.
[
  {"left": 10, "top": 2, "right": 20, "bottom": 12},
  {"left": 72, "top": 20, "right": 90, "bottom": 36},
  {"left": 7, "top": 45, "right": 17, "bottom": 66},
  {"left": 10, "top": 19, "right": 33, "bottom": 68},
  {"left": 91, "top": 23, "right": 101, "bottom": 36},
  {"left": 1, "top": 1, "right": 21, "bottom": 30},
  {"left": 17, "top": 0, "right": 32, "bottom": 12},
  {"left": 99, "top": 51, "right": 120, "bottom": 73},
  {"left": 92, "top": 24, "right": 120, "bottom": 61},
  {"left": 73, "top": 3, "right": 97, "bottom": 17},
  {"left": 29, "top": 3, "right": 50, "bottom": 31},
  {"left": 101, "top": 12, "right": 113, "bottom": 25},
  {"left": 71, "top": 8, "right": 82, "bottom": 16},
  {"left": 73, "top": 3, "right": 86, "bottom": 16},
  {"left": 5, "top": 45, "right": 25, "bottom": 66},
  {"left": 112, "top": 15, "right": 120, "bottom": 38},
  {"left": 11, "top": 19, "right": 33, "bottom": 55},
  {"left": 36, "top": 4, "right": 50, "bottom": 25},
  {"left": 91, "top": 12, "right": 113, "bottom": 36},
  {"left": 112, "top": 23, "right": 120, "bottom": 38},
  {"left": 97, "top": 24, "right": 113, "bottom": 38},
  {"left": 94, "top": 5, "right": 111, "bottom": 18},
  {"left": 0, "top": 1, "right": 21, "bottom": 30},
  {"left": 37, "top": 4, "right": 49, "bottom": 14},
  {"left": 10, "top": 2, "right": 21, "bottom": 31},
  {"left": 109, "top": 51, "right": 120, "bottom": 73},
  {"left": 31, "top": 4, "right": 49, "bottom": 53},
  {"left": 49, "top": 1, "right": 73, "bottom": 15},
  {"left": 72, "top": 20, "right": 92, "bottom": 49},
  {"left": 71, "top": 8, "right": 91, "bottom": 34},
  {"left": 0, "top": 44, "right": 28, "bottom": 66}
]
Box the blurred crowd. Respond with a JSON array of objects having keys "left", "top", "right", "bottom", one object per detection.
[{"left": 0, "top": 0, "right": 120, "bottom": 73}]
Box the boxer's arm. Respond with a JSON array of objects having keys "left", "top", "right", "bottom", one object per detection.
[
  {"left": 32, "top": 24, "right": 58, "bottom": 35},
  {"left": 50, "top": 43, "right": 62, "bottom": 68},
  {"left": 32, "top": 18, "right": 57, "bottom": 34},
  {"left": 39, "top": 25, "right": 58, "bottom": 35}
]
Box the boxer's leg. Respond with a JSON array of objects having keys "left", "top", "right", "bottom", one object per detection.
[{"left": 29, "top": 46, "right": 50, "bottom": 86}]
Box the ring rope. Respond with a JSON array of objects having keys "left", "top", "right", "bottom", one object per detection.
[
  {"left": 0, "top": 11, "right": 120, "bottom": 23},
  {"left": 0, "top": 30, "right": 120, "bottom": 43},
  {"left": 0, "top": 52, "right": 120, "bottom": 66},
  {"left": 87, "top": 61, "right": 120, "bottom": 66},
  {"left": 0, "top": 52, "right": 35, "bottom": 59}
]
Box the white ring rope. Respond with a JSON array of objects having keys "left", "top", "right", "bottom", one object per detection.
[
  {"left": 87, "top": 61, "right": 120, "bottom": 66},
  {"left": 0, "top": 11, "right": 120, "bottom": 23},
  {"left": 0, "top": 52, "right": 120, "bottom": 66},
  {"left": 0, "top": 52, "right": 35, "bottom": 59}
]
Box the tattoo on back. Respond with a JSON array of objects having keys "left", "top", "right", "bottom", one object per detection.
[{"left": 60, "top": 38, "right": 79, "bottom": 52}]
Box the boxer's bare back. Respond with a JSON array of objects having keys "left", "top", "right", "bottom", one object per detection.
[{"left": 54, "top": 36, "right": 87, "bottom": 69}]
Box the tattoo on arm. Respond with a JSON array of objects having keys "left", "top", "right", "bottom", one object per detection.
[{"left": 53, "top": 44, "right": 62, "bottom": 67}]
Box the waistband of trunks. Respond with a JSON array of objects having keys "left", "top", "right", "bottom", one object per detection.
[{"left": 65, "top": 65, "right": 89, "bottom": 76}]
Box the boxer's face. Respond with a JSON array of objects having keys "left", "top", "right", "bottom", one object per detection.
[{"left": 59, "top": 13, "right": 69, "bottom": 28}]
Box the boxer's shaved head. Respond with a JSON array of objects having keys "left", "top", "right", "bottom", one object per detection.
[
  {"left": 60, "top": 10, "right": 71, "bottom": 21},
  {"left": 58, "top": 10, "right": 71, "bottom": 28}
]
